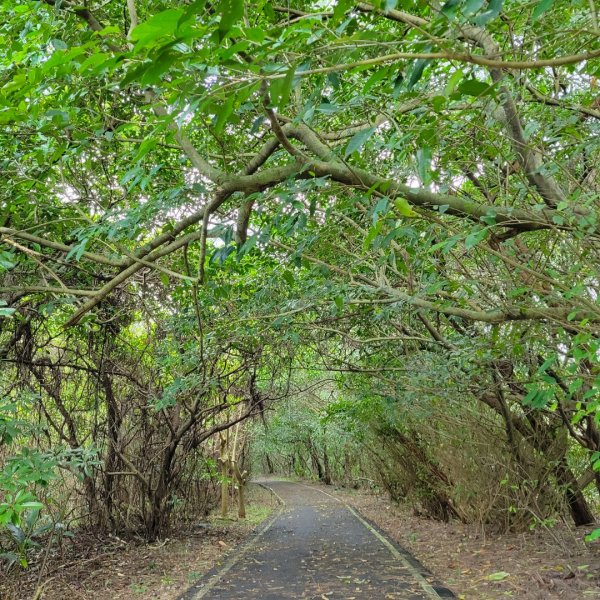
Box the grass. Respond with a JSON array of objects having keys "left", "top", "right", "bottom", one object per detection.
[
  {"left": 208, "top": 502, "right": 273, "bottom": 528},
  {"left": 245, "top": 503, "right": 274, "bottom": 525},
  {"left": 207, "top": 483, "right": 276, "bottom": 528}
]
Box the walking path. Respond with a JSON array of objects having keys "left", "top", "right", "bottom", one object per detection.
[{"left": 183, "top": 480, "right": 454, "bottom": 599}]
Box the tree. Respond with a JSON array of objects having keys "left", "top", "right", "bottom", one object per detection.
[{"left": 1, "top": 0, "right": 599, "bottom": 545}]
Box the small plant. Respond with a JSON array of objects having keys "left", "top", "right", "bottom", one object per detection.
[
  {"left": 585, "top": 528, "right": 600, "bottom": 543},
  {"left": 187, "top": 570, "right": 202, "bottom": 583},
  {"left": 529, "top": 516, "right": 557, "bottom": 531},
  {"left": 0, "top": 508, "right": 53, "bottom": 569}
]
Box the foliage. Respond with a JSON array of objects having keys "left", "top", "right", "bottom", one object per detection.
[{"left": 1, "top": 0, "right": 600, "bottom": 568}]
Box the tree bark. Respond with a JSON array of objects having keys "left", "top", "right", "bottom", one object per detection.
[
  {"left": 219, "top": 435, "right": 229, "bottom": 519},
  {"left": 554, "top": 459, "right": 596, "bottom": 526}
]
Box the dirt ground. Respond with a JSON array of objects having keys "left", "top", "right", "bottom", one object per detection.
[
  {"left": 326, "top": 483, "right": 600, "bottom": 599},
  {"left": 0, "top": 485, "right": 277, "bottom": 600}
]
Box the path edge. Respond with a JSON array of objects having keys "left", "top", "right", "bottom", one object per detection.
[
  {"left": 346, "top": 503, "right": 457, "bottom": 598},
  {"left": 298, "top": 482, "right": 456, "bottom": 599},
  {"left": 177, "top": 482, "right": 285, "bottom": 600}
]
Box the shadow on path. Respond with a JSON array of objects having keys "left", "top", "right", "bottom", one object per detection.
[{"left": 183, "top": 480, "right": 455, "bottom": 599}]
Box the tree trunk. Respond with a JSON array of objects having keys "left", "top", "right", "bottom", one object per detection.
[
  {"left": 554, "top": 459, "right": 596, "bottom": 526},
  {"left": 308, "top": 441, "right": 324, "bottom": 480},
  {"left": 265, "top": 453, "right": 275, "bottom": 474},
  {"left": 219, "top": 436, "right": 229, "bottom": 518},
  {"left": 384, "top": 428, "right": 463, "bottom": 522},
  {"left": 237, "top": 480, "right": 246, "bottom": 519},
  {"left": 479, "top": 392, "right": 596, "bottom": 526},
  {"left": 101, "top": 374, "right": 122, "bottom": 530},
  {"left": 322, "top": 444, "right": 332, "bottom": 485},
  {"left": 233, "top": 463, "right": 247, "bottom": 519},
  {"left": 343, "top": 449, "right": 352, "bottom": 488}
]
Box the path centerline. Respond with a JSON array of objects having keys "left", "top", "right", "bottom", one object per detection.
[{"left": 183, "top": 480, "right": 454, "bottom": 600}]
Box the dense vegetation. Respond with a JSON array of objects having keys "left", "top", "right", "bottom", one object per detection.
[{"left": 1, "top": 0, "right": 599, "bottom": 573}]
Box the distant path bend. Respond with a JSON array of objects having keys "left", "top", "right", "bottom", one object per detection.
[{"left": 184, "top": 480, "right": 455, "bottom": 599}]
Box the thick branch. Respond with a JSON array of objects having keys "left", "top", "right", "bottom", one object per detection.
[
  {"left": 0, "top": 285, "right": 97, "bottom": 297},
  {"left": 0, "top": 228, "right": 124, "bottom": 267},
  {"left": 262, "top": 50, "right": 600, "bottom": 80},
  {"left": 525, "top": 83, "right": 600, "bottom": 120}
]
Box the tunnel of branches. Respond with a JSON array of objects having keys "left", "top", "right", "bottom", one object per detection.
[{"left": 1, "top": 0, "right": 600, "bottom": 545}]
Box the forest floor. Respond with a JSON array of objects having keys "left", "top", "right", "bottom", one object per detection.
[
  {"left": 325, "top": 482, "right": 600, "bottom": 599},
  {"left": 0, "top": 485, "right": 277, "bottom": 600},
  {"left": 2, "top": 480, "right": 599, "bottom": 599}
]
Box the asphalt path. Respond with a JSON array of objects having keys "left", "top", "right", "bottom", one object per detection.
[{"left": 184, "top": 480, "right": 454, "bottom": 599}]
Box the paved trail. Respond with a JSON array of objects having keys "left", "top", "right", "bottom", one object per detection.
[{"left": 184, "top": 481, "right": 454, "bottom": 599}]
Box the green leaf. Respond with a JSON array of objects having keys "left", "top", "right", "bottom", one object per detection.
[
  {"left": 463, "top": 0, "right": 486, "bottom": 16},
  {"left": 345, "top": 127, "right": 376, "bottom": 158},
  {"left": 0, "top": 251, "right": 16, "bottom": 270},
  {"left": 0, "top": 552, "right": 18, "bottom": 569},
  {"left": 406, "top": 58, "right": 431, "bottom": 90},
  {"left": 464, "top": 228, "right": 488, "bottom": 249},
  {"left": 523, "top": 386, "right": 551, "bottom": 409},
  {"left": 532, "top": 0, "right": 554, "bottom": 20},
  {"left": 372, "top": 197, "right": 389, "bottom": 223},
  {"left": 50, "top": 38, "right": 67, "bottom": 50},
  {"left": 472, "top": 0, "right": 503, "bottom": 25},
  {"left": 429, "top": 234, "right": 461, "bottom": 254},
  {"left": 130, "top": 9, "right": 184, "bottom": 48},
  {"left": 395, "top": 198, "right": 417, "bottom": 217},
  {"left": 445, "top": 70, "right": 463, "bottom": 96},
  {"left": 585, "top": 528, "right": 600, "bottom": 542},
  {"left": 441, "top": 0, "right": 461, "bottom": 20},
  {"left": 363, "top": 67, "right": 390, "bottom": 94},
  {"left": 133, "top": 138, "right": 157, "bottom": 162},
  {"left": 486, "top": 571, "right": 510, "bottom": 581},
  {"left": 96, "top": 25, "right": 121, "bottom": 37},
  {"left": 568, "top": 378, "right": 584, "bottom": 395},
  {"left": 140, "top": 50, "right": 180, "bottom": 85},
  {"left": 333, "top": 0, "right": 353, "bottom": 23},
  {"left": 458, "top": 79, "right": 493, "bottom": 97},
  {"left": 317, "top": 102, "right": 339, "bottom": 114},
  {"left": 363, "top": 222, "right": 381, "bottom": 249},
  {"left": 214, "top": 93, "right": 236, "bottom": 134},
  {"left": 270, "top": 65, "right": 296, "bottom": 111},
  {"left": 282, "top": 270, "right": 295, "bottom": 286},
  {"left": 279, "top": 66, "right": 297, "bottom": 110},
  {"left": 537, "top": 355, "right": 556, "bottom": 373},
  {"left": 218, "top": 0, "right": 244, "bottom": 40},
  {"left": 244, "top": 27, "right": 265, "bottom": 43},
  {"left": 65, "top": 239, "right": 88, "bottom": 262},
  {"left": 416, "top": 146, "right": 432, "bottom": 185},
  {"left": 19, "top": 501, "right": 44, "bottom": 510},
  {"left": 480, "top": 212, "right": 497, "bottom": 225}
]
